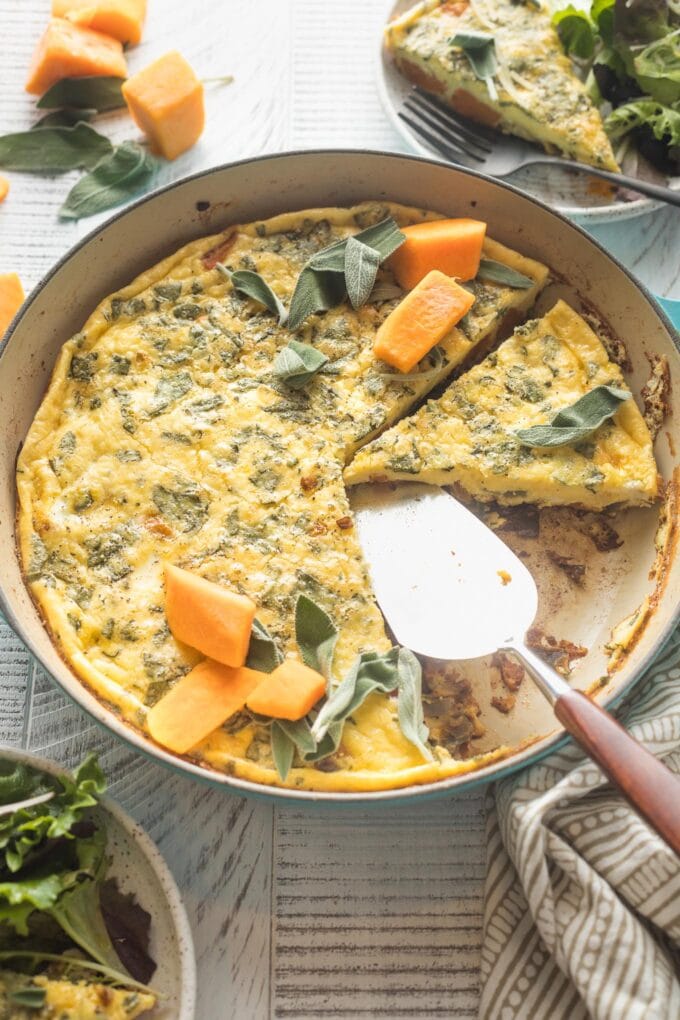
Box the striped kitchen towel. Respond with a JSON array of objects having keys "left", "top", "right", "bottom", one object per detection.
[{"left": 479, "top": 627, "right": 680, "bottom": 1020}]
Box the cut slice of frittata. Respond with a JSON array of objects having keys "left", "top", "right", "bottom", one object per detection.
[
  {"left": 386, "top": 0, "right": 619, "bottom": 172},
  {"left": 344, "top": 300, "right": 658, "bottom": 510}
]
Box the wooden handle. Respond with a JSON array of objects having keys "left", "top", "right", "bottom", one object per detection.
[{"left": 554, "top": 689, "right": 680, "bottom": 856}]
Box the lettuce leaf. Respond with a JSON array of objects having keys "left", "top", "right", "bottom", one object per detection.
[{"left": 605, "top": 98, "right": 680, "bottom": 145}]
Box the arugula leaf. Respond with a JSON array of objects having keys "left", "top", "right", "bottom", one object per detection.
[
  {"left": 287, "top": 267, "right": 347, "bottom": 331},
  {"left": 553, "top": 6, "right": 597, "bottom": 59},
  {"left": 515, "top": 384, "right": 631, "bottom": 448},
  {"left": 217, "top": 264, "right": 287, "bottom": 325},
  {"left": 59, "top": 142, "right": 159, "bottom": 220},
  {"left": 246, "top": 618, "right": 283, "bottom": 673},
  {"left": 0, "top": 755, "right": 104, "bottom": 874},
  {"left": 450, "top": 31, "right": 499, "bottom": 99},
  {"left": 395, "top": 649, "right": 433, "bottom": 762},
  {"left": 605, "top": 98, "right": 680, "bottom": 144},
  {"left": 271, "top": 722, "right": 296, "bottom": 781},
  {"left": 344, "top": 236, "right": 380, "bottom": 310},
  {"left": 37, "top": 75, "right": 126, "bottom": 113},
  {"left": 295, "top": 595, "right": 338, "bottom": 680},
  {"left": 273, "top": 340, "right": 329, "bottom": 389},
  {"left": 476, "top": 258, "right": 534, "bottom": 289},
  {"left": 0, "top": 123, "right": 112, "bottom": 172}
]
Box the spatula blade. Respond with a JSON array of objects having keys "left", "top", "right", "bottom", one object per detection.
[{"left": 351, "top": 483, "right": 538, "bottom": 661}]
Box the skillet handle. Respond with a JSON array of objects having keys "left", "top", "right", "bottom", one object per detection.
[{"left": 506, "top": 641, "right": 680, "bottom": 856}]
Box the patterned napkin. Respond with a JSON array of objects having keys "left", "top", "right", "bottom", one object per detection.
[{"left": 479, "top": 628, "right": 680, "bottom": 1020}]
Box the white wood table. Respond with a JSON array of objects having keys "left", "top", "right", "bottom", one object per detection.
[{"left": 1, "top": 3, "right": 679, "bottom": 1017}]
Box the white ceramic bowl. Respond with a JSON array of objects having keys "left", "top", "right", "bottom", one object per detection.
[
  {"left": 0, "top": 746, "right": 196, "bottom": 1019},
  {"left": 0, "top": 150, "right": 678, "bottom": 804}
]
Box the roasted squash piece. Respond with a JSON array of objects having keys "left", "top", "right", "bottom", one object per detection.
[
  {"left": 0, "top": 177, "right": 9, "bottom": 204},
  {"left": 52, "top": 0, "right": 147, "bottom": 46},
  {"left": 122, "top": 51, "right": 205, "bottom": 160},
  {"left": 388, "top": 218, "right": 487, "bottom": 290},
  {"left": 374, "top": 269, "right": 474, "bottom": 373},
  {"left": 26, "top": 18, "right": 127, "bottom": 95},
  {"left": 165, "top": 564, "right": 256, "bottom": 667},
  {"left": 247, "top": 659, "right": 327, "bottom": 721},
  {"left": 148, "top": 659, "right": 265, "bottom": 753},
  {"left": 0, "top": 273, "right": 25, "bottom": 339}
]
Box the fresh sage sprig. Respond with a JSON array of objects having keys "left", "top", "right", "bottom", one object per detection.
[
  {"left": 216, "top": 264, "right": 287, "bottom": 325},
  {"left": 33, "top": 109, "right": 95, "bottom": 130},
  {"left": 476, "top": 258, "right": 534, "bottom": 289},
  {"left": 287, "top": 217, "right": 406, "bottom": 330},
  {"left": 246, "top": 618, "right": 283, "bottom": 673},
  {"left": 395, "top": 648, "right": 432, "bottom": 762},
  {"left": 344, "top": 236, "right": 381, "bottom": 309},
  {"left": 37, "top": 75, "right": 126, "bottom": 113},
  {"left": 273, "top": 340, "right": 329, "bottom": 389},
  {"left": 271, "top": 717, "right": 317, "bottom": 781},
  {"left": 515, "top": 384, "right": 631, "bottom": 448},
  {"left": 295, "top": 594, "right": 338, "bottom": 683},
  {"left": 450, "top": 31, "right": 498, "bottom": 100},
  {"left": 59, "top": 141, "right": 159, "bottom": 220},
  {"left": 0, "top": 122, "right": 112, "bottom": 172}
]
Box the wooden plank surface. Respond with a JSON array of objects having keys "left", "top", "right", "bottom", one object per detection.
[{"left": 0, "top": 2, "right": 679, "bottom": 1019}]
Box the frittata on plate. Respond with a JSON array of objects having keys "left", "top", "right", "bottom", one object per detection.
[
  {"left": 385, "top": 0, "right": 619, "bottom": 171},
  {"left": 16, "top": 200, "right": 656, "bottom": 792},
  {"left": 0, "top": 970, "right": 155, "bottom": 1020},
  {"left": 345, "top": 300, "right": 658, "bottom": 509}
]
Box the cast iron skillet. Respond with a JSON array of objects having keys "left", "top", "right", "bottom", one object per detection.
[{"left": 0, "top": 151, "right": 678, "bottom": 803}]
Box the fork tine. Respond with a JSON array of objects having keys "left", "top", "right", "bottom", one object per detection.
[
  {"left": 413, "top": 87, "right": 498, "bottom": 148},
  {"left": 404, "top": 97, "right": 487, "bottom": 162},
  {"left": 408, "top": 93, "right": 492, "bottom": 157},
  {"left": 398, "top": 112, "right": 475, "bottom": 168}
]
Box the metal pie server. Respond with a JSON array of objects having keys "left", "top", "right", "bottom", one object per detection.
[{"left": 352, "top": 483, "right": 680, "bottom": 854}]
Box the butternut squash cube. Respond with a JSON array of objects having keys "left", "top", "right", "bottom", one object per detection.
[
  {"left": 122, "top": 51, "right": 205, "bottom": 161},
  {"left": 247, "top": 659, "right": 327, "bottom": 721},
  {"left": 165, "top": 564, "right": 256, "bottom": 668},
  {"left": 0, "top": 177, "right": 9, "bottom": 204},
  {"left": 52, "top": 0, "right": 147, "bottom": 46},
  {"left": 148, "top": 660, "right": 266, "bottom": 754},
  {"left": 0, "top": 274, "right": 25, "bottom": 339},
  {"left": 26, "top": 18, "right": 127, "bottom": 96}
]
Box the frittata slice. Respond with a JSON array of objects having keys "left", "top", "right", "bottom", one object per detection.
[
  {"left": 0, "top": 970, "right": 155, "bottom": 1020},
  {"left": 386, "top": 0, "right": 619, "bottom": 172},
  {"left": 344, "top": 300, "right": 658, "bottom": 510}
]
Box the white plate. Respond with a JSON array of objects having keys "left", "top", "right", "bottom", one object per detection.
[
  {"left": 378, "top": 0, "right": 680, "bottom": 224},
  {"left": 0, "top": 748, "right": 196, "bottom": 1020}
]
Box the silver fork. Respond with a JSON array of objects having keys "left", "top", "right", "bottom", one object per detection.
[{"left": 400, "top": 87, "right": 680, "bottom": 209}]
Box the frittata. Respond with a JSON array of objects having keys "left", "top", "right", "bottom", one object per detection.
[
  {"left": 345, "top": 300, "right": 658, "bottom": 508},
  {"left": 386, "top": 0, "right": 619, "bottom": 171},
  {"left": 27, "top": 197, "right": 661, "bottom": 792},
  {"left": 0, "top": 969, "right": 155, "bottom": 1020}
]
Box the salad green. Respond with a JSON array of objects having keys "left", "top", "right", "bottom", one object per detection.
[{"left": 553, "top": 0, "right": 680, "bottom": 171}]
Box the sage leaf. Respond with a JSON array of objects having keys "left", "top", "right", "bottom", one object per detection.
[
  {"left": 295, "top": 595, "right": 338, "bottom": 682},
  {"left": 311, "top": 648, "right": 401, "bottom": 744},
  {"left": 395, "top": 648, "right": 433, "bottom": 762},
  {"left": 271, "top": 722, "right": 295, "bottom": 781},
  {"left": 273, "top": 340, "right": 329, "bottom": 390},
  {"left": 308, "top": 217, "right": 406, "bottom": 273},
  {"left": 0, "top": 122, "right": 112, "bottom": 172},
  {"left": 37, "top": 75, "right": 126, "bottom": 113},
  {"left": 477, "top": 258, "right": 534, "bottom": 289},
  {"left": 344, "top": 236, "right": 380, "bottom": 310},
  {"left": 9, "top": 988, "right": 47, "bottom": 1008},
  {"left": 287, "top": 267, "right": 347, "bottom": 331},
  {"left": 515, "top": 384, "right": 631, "bottom": 448},
  {"left": 246, "top": 618, "right": 282, "bottom": 673},
  {"left": 217, "top": 265, "right": 287, "bottom": 324},
  {"left": 277, "top": 718, "right": 317, "bottom": 757},
  {"left": 33, "top": 110, "right": 94, "bottom": 130},
  {"left": 450, "top": 31, "right": 498, "bottom": 100},
  {"left": 303, "top": 723, "right": 343, "bottom": 763},
  {"left": 59, "top": 142, "right": 159, "bottom": 220},
  {"left": 369, "top": 280, "right": 403, "bottom": 303}
]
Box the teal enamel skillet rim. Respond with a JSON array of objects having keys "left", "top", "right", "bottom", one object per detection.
[{"left": 0, "top": 149, "right": 678, "bottom": 806}]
